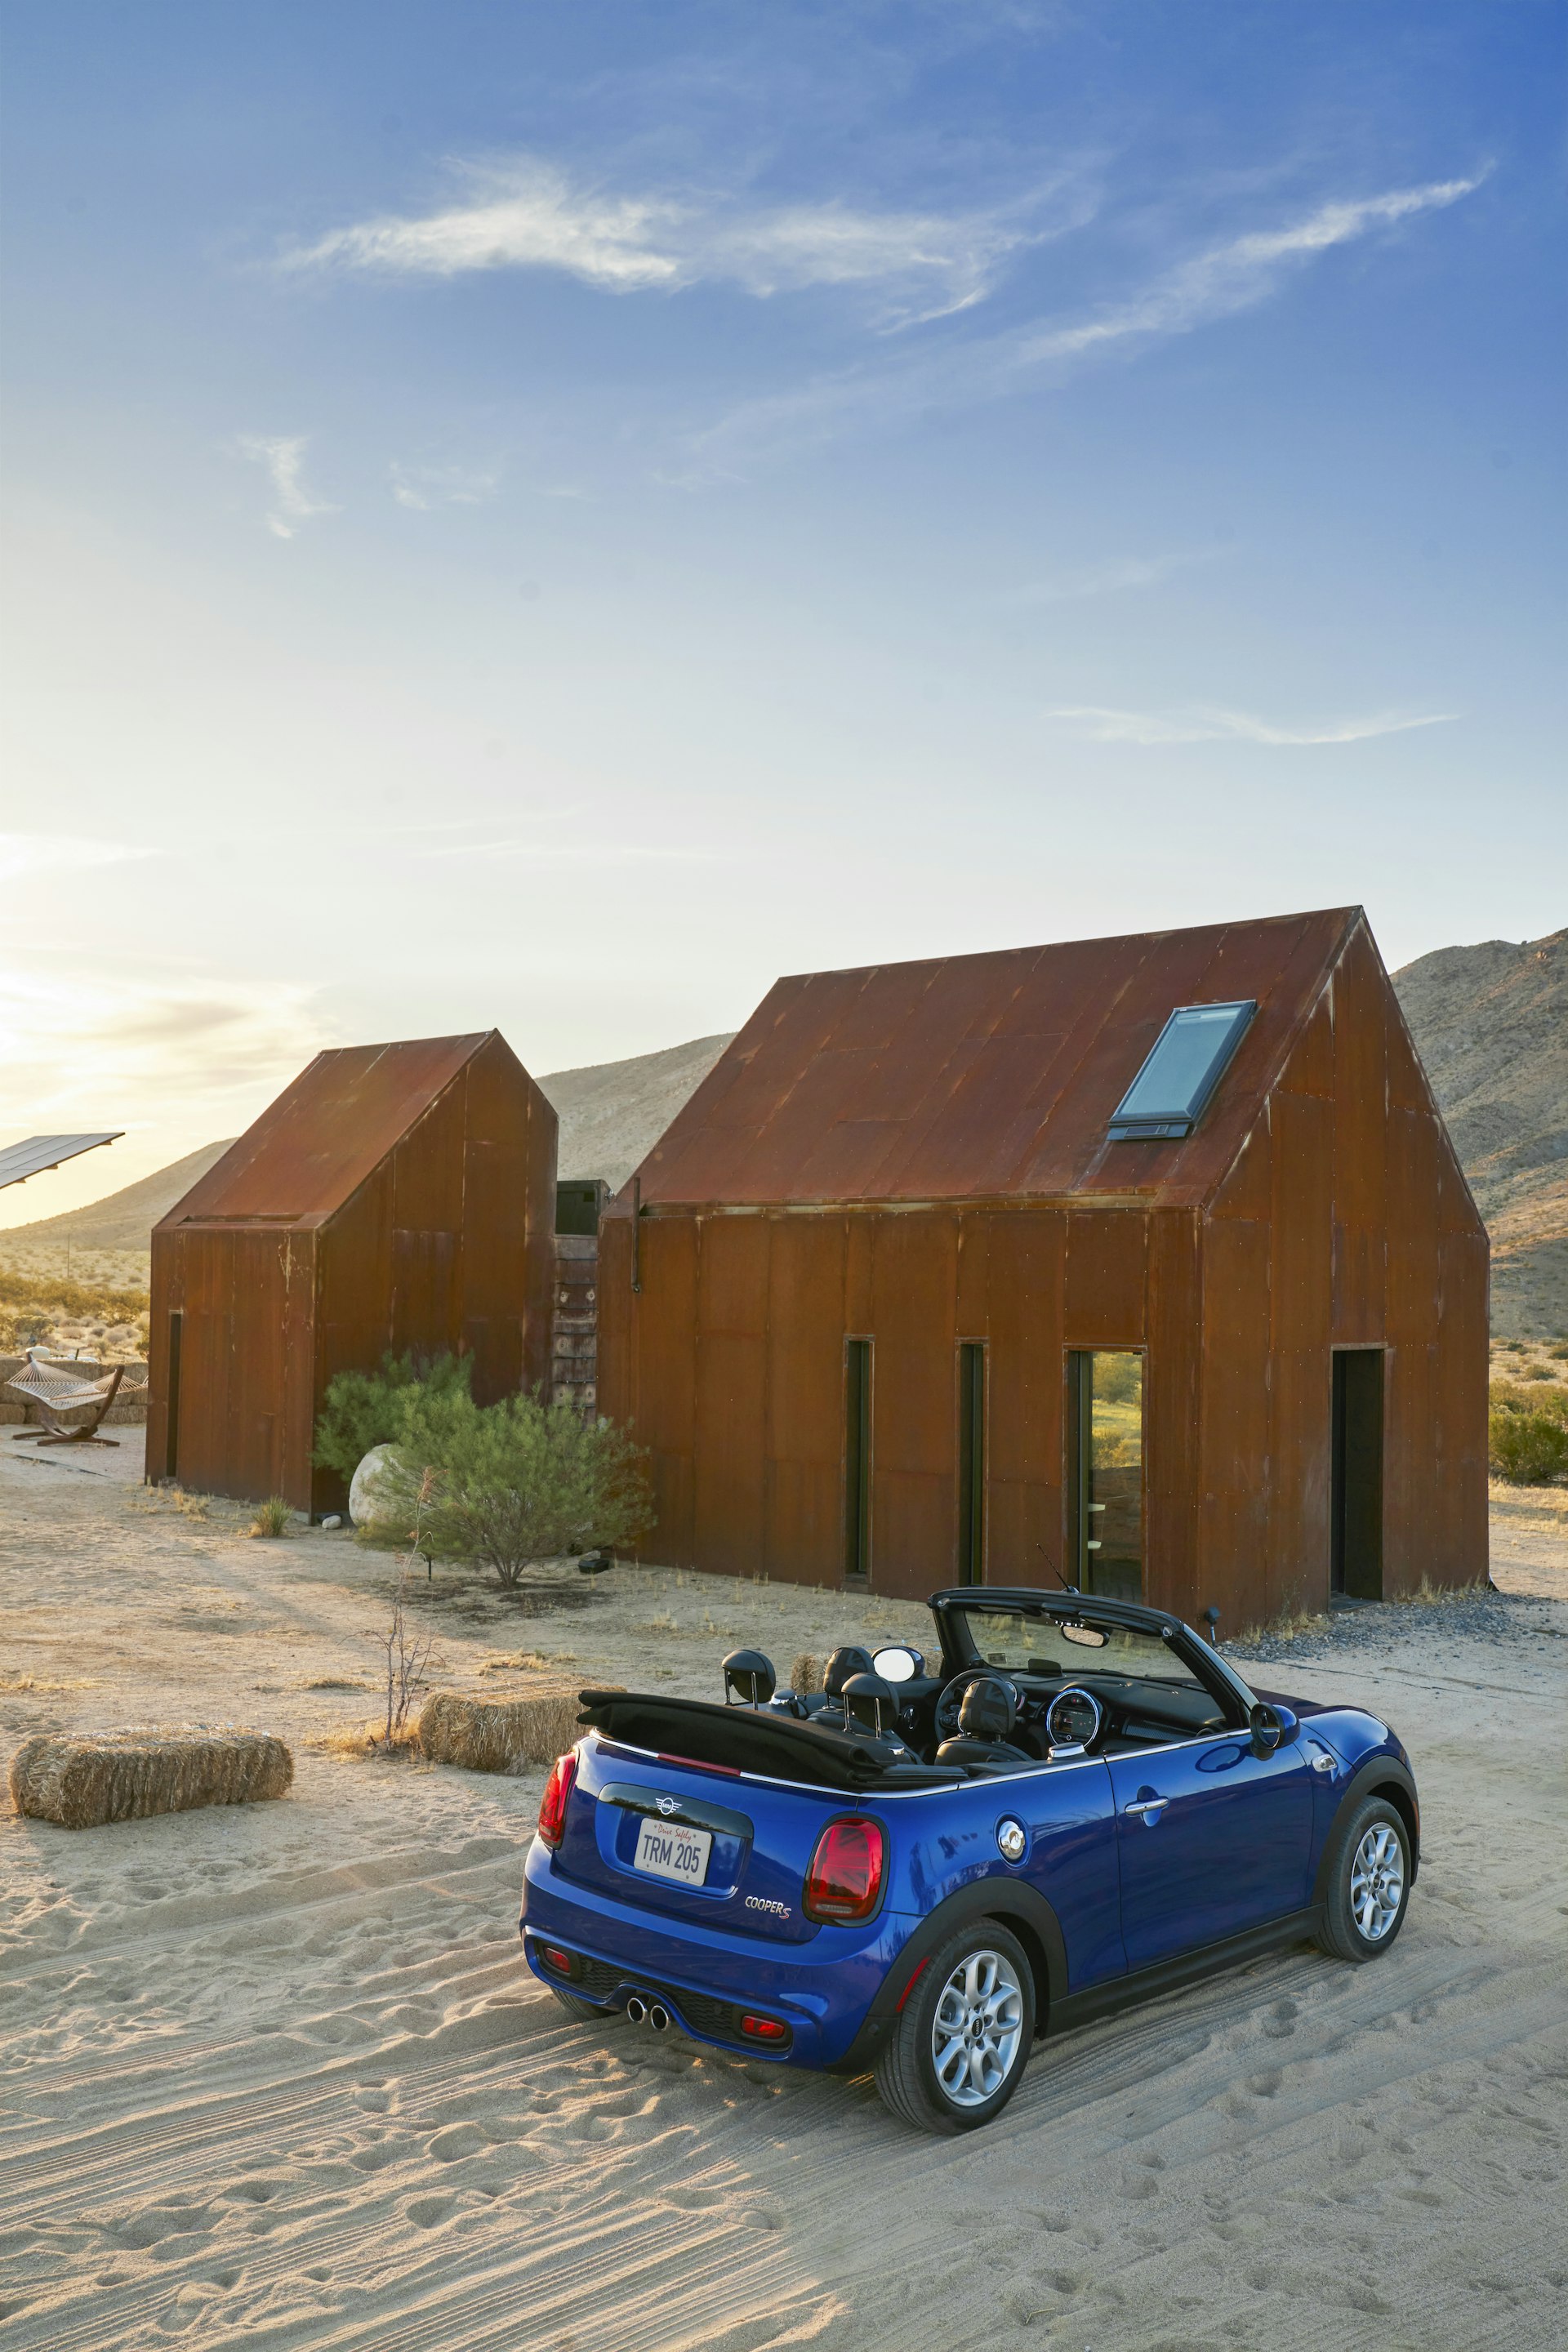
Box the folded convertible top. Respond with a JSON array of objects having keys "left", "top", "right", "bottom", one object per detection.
[{"left": 576, "top": 1690, "right": 963, "bottom": 1793}]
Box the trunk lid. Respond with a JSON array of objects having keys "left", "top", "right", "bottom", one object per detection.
[{"left": 555, "top": 1733, "right": 855, "bottom": 1946}]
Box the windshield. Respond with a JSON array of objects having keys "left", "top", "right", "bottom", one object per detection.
[{"left": 949, "top": 1606, "right": 1213, "bottom": 1694}]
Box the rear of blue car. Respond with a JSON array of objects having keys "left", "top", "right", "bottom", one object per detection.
[{"left": 520, "top": 1731, "right": 915, "bottom": 2069}]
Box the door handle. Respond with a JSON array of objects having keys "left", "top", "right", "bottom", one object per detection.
[{"left": 1125, "top": 1797, "right": 1168, "bottom": 1818}]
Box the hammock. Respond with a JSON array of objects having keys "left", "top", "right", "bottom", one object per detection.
[{"left": 7, "top": 1349, "right": 145, "bottom": 1447}]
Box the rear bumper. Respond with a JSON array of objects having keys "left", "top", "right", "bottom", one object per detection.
[{"left": 521, "top": 1838, "right": 914, "bottom": 2069}]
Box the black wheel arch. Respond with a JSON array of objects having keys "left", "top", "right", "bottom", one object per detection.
[
  {"left": 831, "top": 1874, "right": 1067, "bottom": 2076},
  {"left": 1312, "top": 1753, "right": 1420, "bottom": 1907}
]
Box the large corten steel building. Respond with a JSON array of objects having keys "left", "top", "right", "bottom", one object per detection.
[
  {"left": 599, "top": 908, "right": 1488, "bottom": 1625},
  {"left": 145, "top": 1032, "right": 556, "bottom": 1515}
]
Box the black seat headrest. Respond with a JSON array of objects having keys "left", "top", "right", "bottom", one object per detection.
[
  {"left": 957, "top": 1677, "right": 1017, "bottom": 1743},
  {"left": 840, "top": 1671, "right": 897, "bottom": 1738},
  {"left": 823, "top": 1646, "right": 874, "bottom": 1699},
  {"left": 722, "top": 1649, "right": 776, "bottom": 1705}
]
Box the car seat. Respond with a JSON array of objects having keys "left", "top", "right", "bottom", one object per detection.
[
  {"left": 934, "top": 1676, "right": 1034, "bottom": 1769},
  {"left": 796, "top": 1646, "right": 876, "bottom": 1727}
]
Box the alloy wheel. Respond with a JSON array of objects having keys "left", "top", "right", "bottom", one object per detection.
[
  {"left": 1349, "top": 1821, "right": 1405, "bottom": 1941},
  {"left": 930, "top": 1947, "right": 1025, "bottom": 2108}
]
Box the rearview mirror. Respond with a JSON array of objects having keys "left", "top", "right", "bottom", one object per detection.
[
  {"left": 1250, "top": 1701, "right": 1299, "bottom": 1757},
  {"left": 871, "top": 1645, "right": 924, "bottom": 1683},
  {"left": 1059, "top": 1622, "right": 1107, "bottom": 1649}
]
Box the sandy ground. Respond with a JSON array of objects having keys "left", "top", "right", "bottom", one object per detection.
[{"left": 2, "top": 1445, "right": 1566, "bottom": 2352}]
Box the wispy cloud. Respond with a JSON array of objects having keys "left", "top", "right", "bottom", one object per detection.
[
  {"left": 1006, "top": 548, "right": 1223, "bottom": 604},
  {"left": 1043, "top": 704, "right": 1459, "bottom": 746},
  {"left": 685, "top": 172, "right": 1485, "bottom": 473},
  {"left": 285, "top": 157, "right": 1085, "bottom": 327},
  {"left": 0, "top": 834, "right": 154, "bottom": 884},
  {"left": 238, "top": 434, "right": 338, "bottom": 538},
  {"left": 390, "top": 461, "right": 500, "bottom": 511},
  {"left": 0, "top": 964, "right": 327, "bottom": 1129}
]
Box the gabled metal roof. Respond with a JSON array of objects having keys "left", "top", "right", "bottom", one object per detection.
[
  {"left": 156, "top": 1035, "right": 497, "bottom": 1230},
  {"left": 633, "top": 908, "right": 1363, "bottom": 1210}
]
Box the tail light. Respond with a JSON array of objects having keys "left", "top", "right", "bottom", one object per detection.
[
  {"left": 537, "top": 1751, "right": 577, "bottom": 1849},
  {"left": 803, "top": 1815, "right": 886, "bottom": 1924}
]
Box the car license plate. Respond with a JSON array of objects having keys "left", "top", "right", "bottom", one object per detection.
[{"left": 633, "top": 1815, "right": 712, "bottom": 1887}]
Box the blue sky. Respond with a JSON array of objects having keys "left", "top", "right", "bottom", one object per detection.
[{"left": 2, "top": 0, "right": 1563, "bottom": 1214}]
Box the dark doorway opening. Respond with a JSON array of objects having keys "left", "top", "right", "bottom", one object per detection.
[
  {"left": 1067, "top": 1348, "right": 1145, "bottom": 1600},
  {"left": 1331, "top": 1348, "right": 1384, "bottom": 1601},
  {"left": 958, "top": 1342, "right": 986, "bottom": 1584},
  {"left": 844, "top": 1338, "right": 872, "bottom": 1586},
  {"left": 164, "top": 1309, "right": 183, "bottom": 1483}
]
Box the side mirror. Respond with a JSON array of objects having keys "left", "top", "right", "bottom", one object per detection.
[
  {"left": 1250, "top": 1701, "right": 1299, "bottom": 1757},
  {"left": 871, "top": 1644, "right": 924, "bottom": 1684}
]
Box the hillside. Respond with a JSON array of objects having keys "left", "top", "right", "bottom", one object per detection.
[
  {"left": 1394, "top": 926, "right": 1568, "bottom": 1339},
  {"left": 546, "top": 1032, "right": 733, "bottom": 1191}
]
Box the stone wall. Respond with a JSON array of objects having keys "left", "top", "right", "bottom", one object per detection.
[{"left": 550, "top": 1236, "right": 598, "bottom": 1416}]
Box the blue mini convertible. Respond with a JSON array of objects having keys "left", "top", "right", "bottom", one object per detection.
[{"left": 519, "top": 1587, "right": 1418, "bottom": 2134}]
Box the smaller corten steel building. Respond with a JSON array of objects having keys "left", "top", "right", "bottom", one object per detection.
[
  {"left": 599, "top": 908, "right": 1488, "bottom": 1626},
  {"left": 146, "top": 1032, "right": 556, "bottom": 1515}
]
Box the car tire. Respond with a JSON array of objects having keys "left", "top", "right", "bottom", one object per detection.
[
  {"left": 549, "top": 1984, "right": 610, "bottom": 2022},
  {"left": 1316, "top": 1795, "right": 1412, "bottom": 1962},
  {"left": 874, "top": 1919, "right": 1036, "bottom": 2136}
]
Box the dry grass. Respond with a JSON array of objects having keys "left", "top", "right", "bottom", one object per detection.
[
  {"left": 8, "top": 1726, "right": 293, "bottom": 1829},
  {"left": 1226, "top": 1604, "right": 1330, "bottom": 1653},
  {"left": 790, "top": 1651, "right": 823, "bottom": 1695},
  {"left": 307, "top": 1723, "right": 424, "bottom": 1763},
  {"left": 0, "top": 1673, "right": 100, "bottom": 1695},
  {"left": 1392, "top": 1575, "right": 1494, "bottom": 1606},
  {"left": 476, "top": 1650, "right": 554, "bottom": 1675},
  {"left": 247, "top": 1497, "right": 293, "bottom": 1539}
]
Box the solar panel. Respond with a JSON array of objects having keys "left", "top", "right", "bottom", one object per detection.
[
  {"left": 1107, "top": 1003, "right": 1255, "bottom": 1141},
  {"left": 0, "top": 1133, "right": 122, "bottom": 1192}
]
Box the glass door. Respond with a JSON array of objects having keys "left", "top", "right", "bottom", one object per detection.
[{"left": 1067, "top": 1350, "right": 1144, "bottom": 1600}]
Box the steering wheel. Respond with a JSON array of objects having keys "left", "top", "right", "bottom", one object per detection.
[
  {"left": 934, "top": 1669, "right": 1013, "bottom": 1742},
  {"left": 1045, "top": 1686, "right": 1103, "bottom": 1753}
]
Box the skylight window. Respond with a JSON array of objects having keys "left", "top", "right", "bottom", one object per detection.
[{"left": 1107, "top": 1000, "right": 1256, "bottom": 1141}]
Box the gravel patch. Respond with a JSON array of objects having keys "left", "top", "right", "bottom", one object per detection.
[{"left": 1227, "top": 1583, "right": 1563, "bottom": 1668}]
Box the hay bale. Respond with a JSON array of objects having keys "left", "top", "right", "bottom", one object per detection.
[
  {"left": 9, "top": 1726, "right": 293, "bottom": 1830},
  {"left": 417, "top": 1685, "right": 625, "bottom": 1775},
  {"left": 790, "top": 1652, "right": 823, "bottom": 1695}
]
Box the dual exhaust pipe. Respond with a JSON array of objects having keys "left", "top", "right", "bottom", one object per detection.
[{"left": 625, "top": 1994, "right": 671, "bottom": 2032}]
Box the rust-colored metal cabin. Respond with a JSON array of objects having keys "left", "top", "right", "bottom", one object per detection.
[
  {"left": 146, "top": 1032, "right": 556, "bottom": 1516},
  {"left": 599, "top": 909, "right": 1488, "bottom": 1627}
]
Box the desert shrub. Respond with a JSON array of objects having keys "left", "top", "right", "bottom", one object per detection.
[
  {"left": 364, "top": 1391, "right": 654, "bottom": 1586},
  {"left": 249, "top": 1495, "right": 292, "bottom": 1538},
  {"left": 313, "top": 1348, "right": 472, "bottom": 1481},
  {"left": 0, "top": 1267, "right": 149, "bottom": 1320},
  {"left": 1489, "top": 1379, "right": 1568, "bottom": 1483}
]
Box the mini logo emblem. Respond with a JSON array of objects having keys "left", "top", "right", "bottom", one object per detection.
[{"left": 657, "top": 1796, "right": 678, "bottom": 1815}]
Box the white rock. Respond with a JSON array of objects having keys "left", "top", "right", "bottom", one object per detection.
[
  {"left": 349, "top": 1445, "right": 396, "bottom": 1528},
  {"left": 320, "top": 1513, "right": 343, "bottom": 1531}
]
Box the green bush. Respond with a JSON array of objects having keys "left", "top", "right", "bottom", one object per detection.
[
  {"left": 313, "top": 1349, "right": 472, "bottom": 1481},
  {"left": 364, "top": 1390, "right": 654, "bottom": 1586},
  {"left": 1489, "top": 1377, "right": 1568, "bottom": 1482},
  {"left": 1490, "top": 1410, "right": 1568, "bottom": 1484}
]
